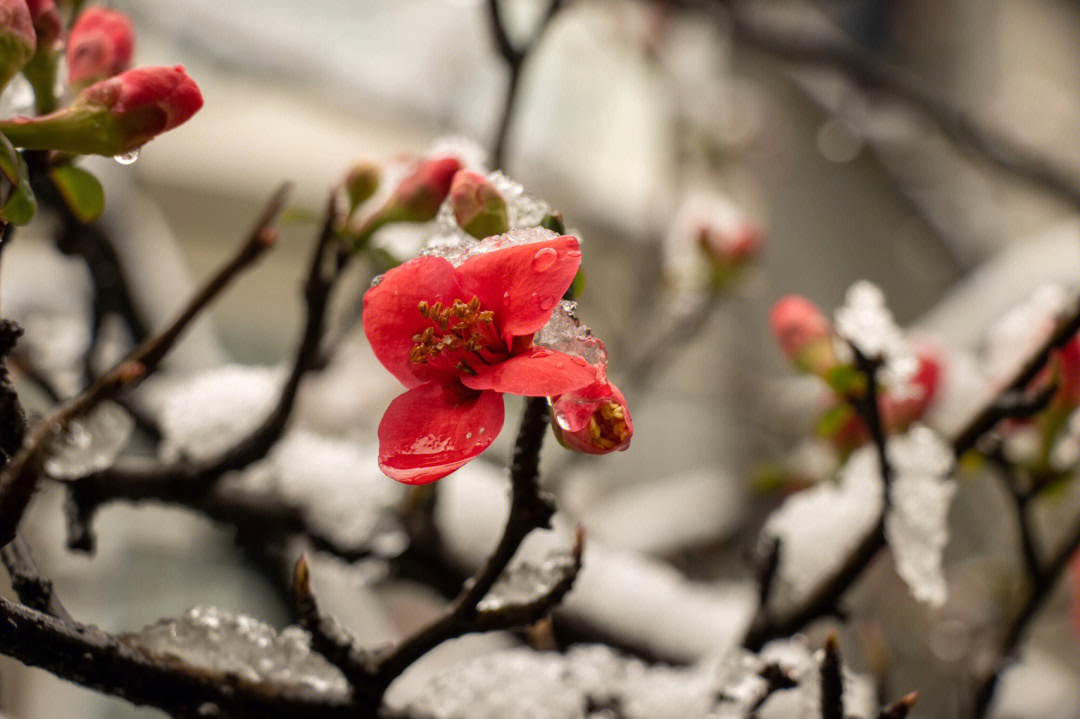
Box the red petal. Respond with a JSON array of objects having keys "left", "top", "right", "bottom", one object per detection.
[
  {"left": 461, "top": 348, "right": 598, "bottom": 396},
  {"left": 377, "top": 381, "right": 504, "bottom": 484},
  {"left": 363, "top": 255, "right": 468, "bottom": 388},
  {"left": 457, "top": 235, "right": 581, "bottom": 341}
]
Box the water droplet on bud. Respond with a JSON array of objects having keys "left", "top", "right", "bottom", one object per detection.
[
  {"left": 113, "top": 148, "right": 141, "bottom": 165},
  {"left": 531, "top": 247, "right": 558, "bottom": 272}
]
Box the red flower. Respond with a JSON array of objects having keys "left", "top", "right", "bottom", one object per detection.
[
  {"left": 67, "top": 6, "right": 134, "bottom": 88},
  {"left": 551, "top": 370, "right": 633, "bottom": 454},
  {"left": 363, "top": 235, "right": 599, "bottom": 483}
]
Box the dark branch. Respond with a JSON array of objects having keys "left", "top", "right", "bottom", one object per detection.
[
  {"left": 64, "top": 193, "right": 344, "bottom": 551},
  {"left": 371, "top": 396, "right": 557, "bottom": 691},
  {"left": 820, "top": 632, "right": 843, "bottom": 719},
  {"left": 719, "top": 1, "right": 1080, "bottom": 213},
  {"left": 0, "top": 533, "right": 71, "bottom": 620}
]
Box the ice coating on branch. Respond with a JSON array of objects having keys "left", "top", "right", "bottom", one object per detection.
[
  {"left": 399, "top": 642, "right": 877, "bottom": 719},
  {"left": 983, "top": 283, "right": 1072, "bottom": 386},
  {"left": 764, "top": 446, "right": 884, "bottom": 609},
  {"left": 158, "top": 364, "right": 286, "bottom": 461},
  {"left": 885, "top": 425, "right": 956, "bottom": 607},
  {"left": 43, "top": 400, "right": 134, "bottom": 478},
  {"left": 534, "top": 300, "right": 609, "bottom": 367},
  {"left": 129, "top": 606, "right": 348, "bottom": 698},
  {"left": 834, "top": 281, "right": 917, "bottom": 392},
  {"left": 477, "top": 548, "right": 578, "bottom": 612},
  {"left": 241, "top": 429, "right": 406, "bottom": 553}
]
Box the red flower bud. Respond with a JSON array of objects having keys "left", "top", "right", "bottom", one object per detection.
[
  {"left": 449, "top": 169, "right": 508, "bottom": 239},
  {"left": 25, "top": 0, "right": 59, "bottom": 50},
  {"left": 770, "top": 295, "right": 838, "bottom": 376},
  {"left": 0, "top": 64, "right": 201, "bottom": 155},
  {"left": 388, "top": 156, "right": 461, "bottom": 222},
  {"left": 880, "top": 350, "right": 942, "bottom": 431},
  {"left": 0, "top": 0, "right": 36, "bottom": 85},
  {"left": 67, "top": 6, "right": 134, "bottom": 88},
  {"left": 551, "top": 375, "right": 633, "bottom": 455}
]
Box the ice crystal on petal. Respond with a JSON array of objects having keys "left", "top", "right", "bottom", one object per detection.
[
  {"left": 129, "top": 606, "right": 348, "bottom": 698},
  {"left": 885, "top": 425, "right": 956, "bottom": 607},
  {"left": 43, "top": 401, "right": 134, "bottom": 478},
  {"left": 834, "top": 281, "right": 917, "bottom": 393},
  {"left": 535, "top": 300, "right": 609, "bottom": 367},
  {"left": 764, "top": 446, "right": 884, "bottom": 609},
  {"left": 158, "top": 365, "right": 286, "bottom": 461}
]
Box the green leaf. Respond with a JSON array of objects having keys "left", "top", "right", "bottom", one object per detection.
[
  {"left": 0, "top": 148, "right": 35, "bottom": 225},
  {"left": 49, "top": 164, "right": 104, "bottom": 223},
  {"left": 563, "top": 267, "right": 585, "bottom": 301}
]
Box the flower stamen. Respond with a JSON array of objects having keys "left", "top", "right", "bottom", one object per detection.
[{"left": 411, "top": 296, "right": 502, "bottom": 368}]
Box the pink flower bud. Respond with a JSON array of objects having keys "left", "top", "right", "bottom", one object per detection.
[
  {"left": 25, "top": 0, "right": 59, "bottom": 50},
  {"left": 770, "top": 295, "right": 837, "bottom": 376},
  {"left": 551, "top": 375, "right": 633, "bottom": 455},
  {"left": 881, "top": 350, "right": 942, "bottom": 431},
  {"left": 449, "top": 169, "right": 508, "bottom": 239},
  {"left": 697, "top": 217, "right": 764, "bottom": 268},
  {"left": 0, "top": 64, "right": 201, "bottom": 155},
  {"left": 66, "top": 6, "right": 134, "bottom": 88},
  {"left": 1054, "top": 336, "right": 1080, "bottom": 407},
  {"left": 388, "top": 156, "right": 461, "bottom": 222},
  {"left": 0, "top": 0, "right": 36, "bottom": 84}
]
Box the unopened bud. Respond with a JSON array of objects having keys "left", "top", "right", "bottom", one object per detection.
[
  {"left": 25, "top": 0, "right": 58, "bottom": 50},
  {"left": 0, "top": 0, "right": 36, "bottom": 88},
  {"left": 0, "top": 64, "right": 202, "bottom": 155},
  {"left": 350, "top": 156, "right": 461, "bottom": 248},
  {"left": 881, "top": 350, "right": 942, "bottom": 431},
  {"left": 769, "top": 295, "right": 838, "bottom": 376},
  {"left": 344, "top": 162, "right": 379, "bottom": 210},
  {"left": 551, "top": 375, "right": 633, "bottom": 455},
  {"left": 66, "top": 5, "right": 134, "bottom": 88},
  {"left": 450, "top": 169, "right": 508, "bottom": 239}
]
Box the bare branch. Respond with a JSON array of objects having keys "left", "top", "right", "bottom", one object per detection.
[{"left": 0, "top": 533, "right": 71, "bottom": 620}]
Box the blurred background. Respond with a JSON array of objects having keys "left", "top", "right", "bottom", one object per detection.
[{"left": 4, "top": 1, "right": 1080, "bottom": 717}]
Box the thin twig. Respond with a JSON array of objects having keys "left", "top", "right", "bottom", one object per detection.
[
  {"left": 877, "top": 692, "right": 918, "bottom": 719},
  {"left": 746, "top": 662, "right": 797, "bottom": 718},
  {"left": 370, "top": 397, "right": 558, "bottom": 691},
  {"left": 623, "top": 289, "right": 721, "bottom": 390},
  {"left": 486, "top": 0, "right": 564, "bottom": 168},
  {"left": 716, "top": 0, "right": 1080, "bottom": 213},
  {"left": 820, "top": 632, "right": 843, "bottom": 719},
  {"left": 0, "top": 183, "right": 288, "bottom": 548},
  {"left": 64, "top": 192, "right": 343, "bottom": 551}
]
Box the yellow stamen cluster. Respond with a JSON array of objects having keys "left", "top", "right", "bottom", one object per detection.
[
  {"left": 589, "top": 401, "right": 630, "bottom": 449},
  {"left": 409, "top": 297, "right": 496, "bottom": 367}
]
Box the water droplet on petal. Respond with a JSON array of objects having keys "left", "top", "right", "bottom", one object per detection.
[
  {"left": 502, "top": 291, "right": 510, "bottom": 306},
  {"left": 465, "top": 432, "right": 472, "bottom": 439},
  {"left": 539, "top": 296, "right": 556, "bottom": 311},
  {"left": 571, "top": 356, "right": 588, "bottom": 367},
  {"left": 478, "top": 427, "right": 486, "bottom": 435},
  {"left": 113, "top": 148, "right": 141, "bottom": 165},
  {"left": 532, "top": 349, "right": 553, "bottom": 358},
  {"left": 531, "top": 247, "right": 558, "bottom": 272},
  {"left": 567, "top": 250, "right": 581, "bottom": 258}
]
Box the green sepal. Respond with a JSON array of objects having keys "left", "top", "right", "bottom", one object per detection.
[
  {"left": 538, "top": 213, "right": 566, "bottom": 234},
  {"left": 824, "top": 363, "right": 863, "bottom": 395},
  {"left": 815, "top": 403, "right": 855, "bottom": 439},
  {"left": 0, "top": 144, "right": 35, "bottom": 225},
  {"left": 49, "top": 164, "right": 104, "bottom": 223},
  {"left": 563, "top": 267, "right": 585, "bottom": 301}
]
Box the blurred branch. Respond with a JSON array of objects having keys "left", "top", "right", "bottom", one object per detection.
[
  {"left": 0, "top": 186, "right": 286, "bottom": 548},
  {"left": 623, "top": 288, "right": 722, "bottom": 390},
  {"left": 64, "top": 191, "right": 345, "bottom": 551},
  {"left": 746, "top": 662, "right": 797, "bottom": 718},
  {"left": 486, "top": 0, "right": 564, "bottom": 167},
  {"left": 820, "top": 633, "right": 843, "bottom": 719},
  {"left": 716, "top": 1, "right": 1080, "bottom": 213}
]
